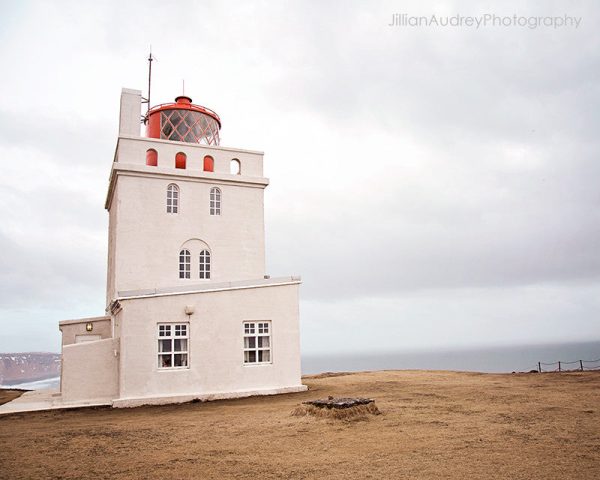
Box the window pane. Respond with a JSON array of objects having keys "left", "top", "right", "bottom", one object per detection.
[
  {"left": 159, "top": 354, "right": 172, "bottom": 368},
  {"left": 174, "top": 339, "right": 187, "bottom": 352},
  {"left": 258, "top": 336, "right": 270, "bottom": 348},
  {"left": 259, "top": 350, "right": 270, "bottom": 362},
  {"left": 244, "top": 337, "right": 256, "bottom": 349},
  {"left": 158, "top": 339, "right": 172, "bottom": 353},
  {"left": 174, "top": 354, "right": 188, "bottom": 367},
  {"left": 175, "top": 325, "right": 186, "bottom": 336},
  {"left": 159, "top": 325, "right": 171, "bottom": 336},
  {"left": 245, "top": 351, "right": 256, "bottom": 363}
]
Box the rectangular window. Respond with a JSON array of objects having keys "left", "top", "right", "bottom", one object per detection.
[
  {"left": 199, "top": 250, "right": 211, "bottom": 279},
  {"left": 243, "top": 321, "right": 271, "bottom": 364},
  {"left": 179, "top": 250, "right": 191, "bottom": 279},
  {"left": 210, "top": 188, "right": 221, "bottom": 216},
  {"left": 158, "top": 323, "right": 189, "bottom": 369},
  {"left": 167, "top": 186, "right": 179, "bottom": 214}
]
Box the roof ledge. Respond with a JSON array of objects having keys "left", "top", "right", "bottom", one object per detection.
[{"left": 116, "top": 276, "right": 302, "bottom": 300}]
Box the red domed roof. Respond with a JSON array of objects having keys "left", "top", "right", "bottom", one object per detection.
[{"left": 146, "top": 96, "right": 221, "bottom": 145}]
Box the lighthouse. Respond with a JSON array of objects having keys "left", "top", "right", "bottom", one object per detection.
[{"left": 58, "top": 88, "right": 306, "bottom": 407}]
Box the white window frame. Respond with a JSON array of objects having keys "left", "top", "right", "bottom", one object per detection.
[
  {"left": 243, "top": 321, "right": 272, "bottom": 365},
  {"left": 167, "top": 184, "right": 179, "bottom": 213},
  {"left": 157, "top": 323, "right": 189, "bottom": 369},
  {"left": 210, "top": 187, "right": 221, "bottom": 216},
  {"left": 199, "top": 249, "right": 211, "bottom": 279},
  {"left": 179, "top": 249, "right": 191, "bottom": 279}
]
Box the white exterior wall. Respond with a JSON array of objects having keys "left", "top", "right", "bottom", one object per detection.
[
  {"left": 60, "top": 316, "right": 112, "bottom": 346},
  {"left": 115, "top": 282, "right": 303, "bottom": 404},
  {"left": 105, "top": 95, "right": 269, "bottom": 302},
  {"left": 118, "top": 88, "right": 142, "bottom": 137},
  {"left": 114, "top": 135, "right": 265, "bottom": 178},
  {"left": 106, "top": 167, "right": 267, "bottom": 298},
  {"left": 61, "top": 338, "right": 119, "bottom": 403},
  {"left": 106, "top": 191, "right": 118, "bottom": 305}
]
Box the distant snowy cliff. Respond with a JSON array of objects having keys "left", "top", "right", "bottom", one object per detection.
[{"left": 0, "top": 353, "right": 61, "bottom": 386}]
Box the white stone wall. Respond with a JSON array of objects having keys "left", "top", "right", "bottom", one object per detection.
[
  {"left": 106, "top": 197, "right": 118, "bottom": 306},
  {"left": 115, "top": 135, "right": 265, "bottom": 178},
  {"left": 118, "top": 88, "right": 142, "bottom": 137},
  {"left": 107, "top": 169, "right": 267, "bottom": 298},
  {"left": 59, "top": 316, "right": 112, "bottom": 346},
  {"left": 61, "top": 338, "right": 119, "bottom": 403},
  {"left": 115, "top": 281, "right": 303, "bottom": 403}
]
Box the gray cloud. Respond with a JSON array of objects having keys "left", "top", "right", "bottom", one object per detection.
[{"left": 1, "top": 0, "right": 599, "bottom": 353}]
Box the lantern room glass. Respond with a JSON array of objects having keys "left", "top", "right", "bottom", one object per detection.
[{"left": 160, "top": 109, "right": 220, "bottom": 145}]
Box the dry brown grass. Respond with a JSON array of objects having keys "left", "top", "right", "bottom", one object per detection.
[
  {"left": 290, "top": 401, "right": 381, "bottom": 421},
  {"left": 1, "top": 370, "right": 600, "bottom": 479},
  {"left": 0, "top": 389, "right": 27, "bottom": 406}
]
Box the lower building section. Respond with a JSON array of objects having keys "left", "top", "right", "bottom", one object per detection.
[
  {"left": 58, "top": 277, "right": 305, "bottom": 408},
  {"left": 61, "top": 338, "right": 119, "bottom": 404},
  {"left": 112, "top": 384, "right": 307, "bottom": 408}
]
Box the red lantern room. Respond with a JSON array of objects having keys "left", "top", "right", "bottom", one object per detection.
[{"left": 146, "top": 96, "right": 221, "bottom": 146}]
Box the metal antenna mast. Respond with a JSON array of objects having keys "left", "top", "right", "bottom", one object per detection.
[{"left": 147, "top": 48, "right": 155, "bottom": 115}]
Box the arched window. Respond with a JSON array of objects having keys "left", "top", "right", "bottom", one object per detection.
[
  {"left": 179, "top": 249, "right": 191, "bottom": 279},
  {"left": 167, "top": 184, "right": 179, "bottom": 213},
  {"left": 230, "top": 159, "right": 241, "bottom": 175},
  {"left": 210, "top": 187, "right": 221, "bottom": 216},
  {"left": 199, "top": 250, "right": 211, "bottom": 279},
  {"left": 146, "top": 149, "right": 158, "bottom": 166},
  {"left": 175, "top": 152, "right": 187, "bottom": 169},
  {"left": 203, "top": 155, "right": 214, "bottom": 172}
]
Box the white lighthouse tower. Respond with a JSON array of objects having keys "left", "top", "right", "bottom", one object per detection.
[{"left": 58, "top": 88, "right": 306, "bottom": 407}]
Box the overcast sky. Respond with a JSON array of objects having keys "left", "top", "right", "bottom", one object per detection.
[{"left": 1, "top": 0, "right": 599, "bottom": 355}]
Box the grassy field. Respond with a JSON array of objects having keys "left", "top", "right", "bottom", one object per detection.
[{"left": 1, "top": 370, "right": 599, "bottom": 479}]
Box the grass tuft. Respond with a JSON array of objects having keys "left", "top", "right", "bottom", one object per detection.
[{"left": 291, "top": 402, "right": 381, "bottom": 421}]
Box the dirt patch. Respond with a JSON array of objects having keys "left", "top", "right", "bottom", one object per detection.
[
  {"left": 1, "top": 371, "right": 600, "bottom": 479},
  {"left": 0, "top": 389, "right": 25, "bottom": 406}
]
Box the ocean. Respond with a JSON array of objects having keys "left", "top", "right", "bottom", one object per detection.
[
  {"left": 301, "top": 341, "right": 600, "bottom": 375},
  {"left": 1, "top": 376, "right": 60, "bottom": 390},
  {"left": 3, "top": 341, "right": 599, "bottom": 391}
]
